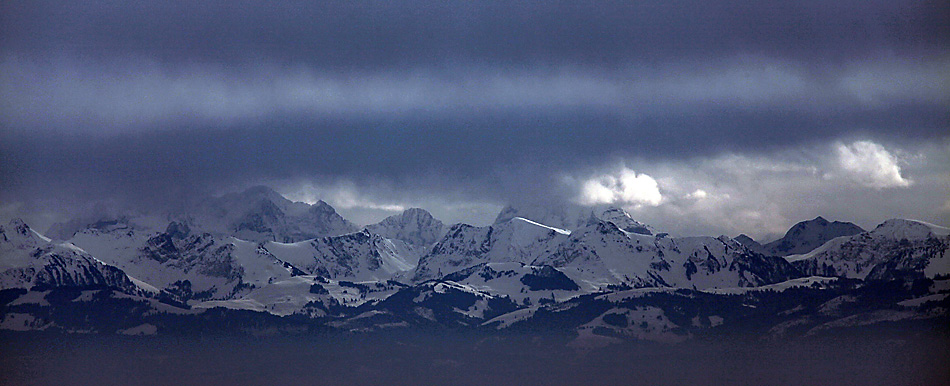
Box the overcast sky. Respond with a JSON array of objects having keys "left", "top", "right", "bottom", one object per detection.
[{"left": 1, "top": 1, "right": 947, "bottom": 240}]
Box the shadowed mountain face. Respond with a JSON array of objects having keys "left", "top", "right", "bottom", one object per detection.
[
  {"left": 738, "top": 217, "right": 865, "bottom": 257},
  {"left": 44, "top": 186, "right": 360, "bottom": 244},
  {"left": 199, "top": 186, "right": 359, "bottom": 243},
  {"left": 790, "top": 219, "right": 950, "bottom": 281},
  {"left": 365, "top": 208, "right": 445, "bottom": 248},
  {"left": 0, "top": 219, "right": 141, "bottom": 294}
]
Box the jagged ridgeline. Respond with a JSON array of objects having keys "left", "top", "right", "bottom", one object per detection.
[{"left": 1, "top": 186, "right": 948, "bottom": 347}]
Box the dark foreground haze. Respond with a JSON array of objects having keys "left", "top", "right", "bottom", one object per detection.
[{"left": 2, "top": 330, "right": 948, "bottom": 386}]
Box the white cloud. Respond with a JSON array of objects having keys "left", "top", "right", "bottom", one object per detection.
[
  {"left": 685, "top": 189, "right": 708, "bottom": 200},
  {"left": 834, "top": 140, "right": 912, "bottom": 189},
  {"left": 578, "top": 167, "right": 662, "bottom": 207}
]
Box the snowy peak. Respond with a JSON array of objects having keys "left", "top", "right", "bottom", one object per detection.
[
  {"left": 530, "top": 219, "right": 800, "bottom": 291},
  {"left": 413, "top": 218, "right": 570, "bottom": 282},
  {"left": 6, "top": 218, "right": 30, "bottom": 236},
  {"left": 870, "top": 219, "right": 950, "bottom": 240},
  {"left": 532, "top": 219, "right": 670, "bottom": 289},
  {"left": 413, "top": 224, "right": 496, "bottom": 282},
  {"left": 493, "top": 203, "right": 656, "bottom": 236},
  {"left": 1, "top": 218, "right": 39, "bottom": 247},
  {"left": 500, "top": 217, "right": 571, "bottom": 246},
  {"left": 365, "top": 208, "right": 445, "bottom": 247},
  {"left": 493, "top": 203, "right": 595, "bottom": 231},
  {"left": 199, "top": 186, "right": 358, "bottom": 242},
  {"left": 764, "top": 217, "right": 864, "bottom": 256},
  {"left": 0, "top": 219, "right": 141, "bottom": 294},
  {"left": 263, "top": 229, "right": 417, "bottom": 283},
  {"left": 599, "top": 207, "right": 653, "bottom": 235},
  {"left": 789, "top": 218, "right": 950, "bottom": 280},
  {"left": 44, "top": 186, "right": 360, "bottom": 244},
  {"left": 734, "top": 234, "right": 767, "bottom": 255}
]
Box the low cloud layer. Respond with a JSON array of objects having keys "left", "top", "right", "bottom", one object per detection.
[{"left": 572, "top": 140, "right": 948, "bottom": 239}]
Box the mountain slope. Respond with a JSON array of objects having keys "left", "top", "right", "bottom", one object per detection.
[
  {"left": 788, "top": 219, "right": 950, "bottom": 280},
  {"left": 67, "top": 220, "right": 295, "bottom": 301},
  {"left": 494, "top": 204, "right": 654, "bottom": 235},
  {"left": 195, "top": 186, "right": 359, "bottom": 243},
  {"left": 763, "top": 217, "right": 864, "bottom": 256},
  {"left": 44, "top": 186, "right": 359, "bottom": 244},
  {"left": 442, "top": 262, "right": 583, "bottom": 305},
  {"left": 532, "top": 219, "right": 800, "bottom": 291},
  {"left": 365, "top": 208, "right": 444, "bottom": 250},
  {"left": 599, "top": 207, "right": 653, "bottom": 235},
  {"left": 263, "top": 229, "right": 417, "bottom": 282},
  {"left": 0, "top": 219, "right": 141, "bottom": 294},
  {"left": 412, "top": 217, "right": 571, "bottom": 282}
]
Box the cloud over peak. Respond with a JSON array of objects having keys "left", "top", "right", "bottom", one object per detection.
[
  {"left": 834, "top": 140, "right": 912, "bottom": 189},
  {"left": 578, "top": 167, "right": 663, "bottom": 207}
]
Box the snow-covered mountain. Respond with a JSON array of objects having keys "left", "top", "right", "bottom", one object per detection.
[
  {"left": 68, "top": 220, "right": 295, "bottom": 301},
  {"left": 494, "top": 204, "right": 653, "bottom": 235},
  {"left": 365, "top": 208, "right": 445, "bottom": 249},
  {"left": 599, "top": 207, "right": 653, "bottom": 235},
  {"left": 734, "top": 234, "right": 768, "bottom": 255},
  {"left": 65, "top": 220, "right": 419, "bottom": 302},
  {"left": 2, "top": 210, "right": 949, "bottom": 342},
  {"left": 5, "top": 186, "right": 949, "bottom": 342},
  {"left": 416, "top": 215, "right": 798, "bottom": 291},
  {"left": 788, "top": 219, "right": 950, "bottom": 280},
  {"left": 45, "top": 186, "right": 360, "bottom": 244},
  {"left": 0, "top": 219, "right": 142, "bottom": 294},
  {"left": 194, "top": 185, "right": 359, "bottom": 243},
  {"left": 531, "top": 219, "right": 800, "bottom": 291},
  {"left": 263, "top": 229, "right": 417, "bottom": 282},
  {"left": 494, "top": 203, "right": 599, "bottom": 230},
  {"left": 413, "top": 217, "right": 571, "bottom": 282},
  {"left": 754, "top": 217, "right": 865, "bottom": 256}
]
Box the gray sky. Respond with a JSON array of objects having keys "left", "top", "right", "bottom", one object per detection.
[{"left": 1, "top": 1, "right": 948, "bottom": 240}]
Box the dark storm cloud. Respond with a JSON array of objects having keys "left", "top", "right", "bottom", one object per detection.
[
  {"left": 3, "top": 0, "right": 946, "bottom": 66},
  {"left": 1, "top": 1, "right": 947, "bottom": 231},
  {"left": 1, "top": 104, "right": 943, "bottom": 204}
]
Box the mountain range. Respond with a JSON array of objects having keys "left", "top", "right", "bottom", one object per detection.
[{"left": 1, "top": 186, "right": 947, "bottom": 347}]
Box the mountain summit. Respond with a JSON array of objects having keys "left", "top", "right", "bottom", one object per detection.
[
  {"left": 197, "top": 185, "right": 359, "bottom": 242},
  {"left": 494, "top": 204, "right": 655, "bottom": 235},
  {"left": 365, "top": 208, "right": 445, "bottom": 248},
  {"left": 761, "top": 217, "right": 864, "bottom": 256}
]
